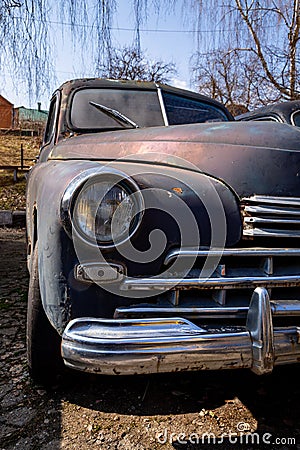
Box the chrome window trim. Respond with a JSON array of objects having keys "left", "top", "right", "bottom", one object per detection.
[
  {"left": 156, "top": 86, "right": 169, "bottom": 126},
  {"left": 291, "top": 109, "right": 300, "bottom": 126},
  {"left": 41, "top": 91, "right": 60, "bottom": 149},
  {"left": 247, "top": 115, "right": 282, "bottom": 123}
]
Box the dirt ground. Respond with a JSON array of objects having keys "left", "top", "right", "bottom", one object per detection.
[
  {"left": 0, "top": 134, "right": 40, "bottom": 210},
  {"left": 0, "top": 227, "right": 300, "bottom": 449}
]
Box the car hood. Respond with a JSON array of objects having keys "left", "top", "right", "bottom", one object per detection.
[{"left": 50, "top": 121, "right": 300, "bottom": 197}]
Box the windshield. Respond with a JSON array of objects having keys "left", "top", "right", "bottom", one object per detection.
[
  {"left": 70, "top": 88, "right": 164, "bottom": 130},
  {"left": 69, "top": 87, "right": 229, "bottom": 131}
]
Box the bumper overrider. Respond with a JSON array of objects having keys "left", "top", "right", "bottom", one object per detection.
[{"left": 61, "top": 287, "right": 300, "bottom": 375}]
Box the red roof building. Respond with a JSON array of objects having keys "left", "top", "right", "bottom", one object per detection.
[{"left": 0, "top": 95, "right": 13, "bottom": 129}]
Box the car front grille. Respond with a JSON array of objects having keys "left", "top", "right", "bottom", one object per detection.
[
  {"left": 115, "top": 246, "right": 300, "bottom": 322},
  {"left": 114, "top": 195, "right": 300, "bottom": 325},
  {"left": 109, "top": 196, "right": 300, "bottom": 373},
  {"left": 241, "top": 195, "right": 300, "bottom": 238}
]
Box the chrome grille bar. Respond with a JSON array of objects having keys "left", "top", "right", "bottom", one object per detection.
[
  {"left": 244, "top": 205, "right": 300, "bottom": 216},
  {"left": 270, "top": 300, "right": 300, "bottom": 316},
  {"left": 114, "top": 306, "right": 249, "bottom": 319},
  {"left": 114, "top": 301, "right": 300, "bottom": 320},
  {"left": 121, "top": 274, "right": 300, "bottom": 291},
  {"left": 243, "top": 228, "right": 300, "bottom": 238},
  {"left": 241, "top": 195, "right": 300, "bottom": 238},
  {"left": 164, "top": 247, "right": 300, "bottom": 265},
  {"left": 114, "top": 300, "right": 300, "bottom": 320},
  {"left": 244, "top": 217, "right": 300, "bottom": 225},
  {"left": 245, "top": 195, "right": 300, "bottom": 206}
]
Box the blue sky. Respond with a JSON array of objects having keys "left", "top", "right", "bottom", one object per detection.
[{"left": 2, "top": 2, "right": 200, "bottom": 110}]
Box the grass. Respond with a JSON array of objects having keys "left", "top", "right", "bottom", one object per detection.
[{"left": 0, "top": 133, "right": 41, "bottom": 210}]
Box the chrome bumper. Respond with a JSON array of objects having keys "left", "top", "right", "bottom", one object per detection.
[{"left": 61, "top": 288, "right": 300, "bottom": 376}]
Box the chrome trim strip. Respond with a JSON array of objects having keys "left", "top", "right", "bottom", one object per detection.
[
  {"left": 114, "top": 300, "right": 300, "bottom": 319},
  {"left": 244, "top": 217, "right": 300, "bottom": 224},
  {"left": 114, "top": 306, "right": 249, "bottom": 319},
  {"left": 242, "top": 195, "right": 300, "bottom": 206},
  {"left": 243, "top": 228, "right": 300, "bottom": 238},
  {"left": 244, "top": 205, "right": 300, "bottom": 216},
  {"left": 243, "top": 116, "right": 281, "bottom": 123},
  {"left": 121, "top": 274, "right": 300, "bottom": 291},
  {"left": 271, "top": 300, "right": 300, "bottom": 316},
  {"left": 291, "top": 109, "right": 300, "bottom": 127},
  {"left": 164, "top": 247, "right": 300, "bottom": 265},
  {"left": 241, "top": 195, "right": 300, "bottom": 237},
  {"left": 61, "top": 288, "right": 300, "bottom": 375},
  {"left": 157, "top": 87, "right": 169, "bottom": 126}
]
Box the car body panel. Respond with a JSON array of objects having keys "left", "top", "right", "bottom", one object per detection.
[
  {"left": 236, "top": 100, "right": 300, "bottom": 127},
  {"left": 27, "top": 158, "right": 242, "bottom": 333},
  {"left": 26, "top": 78, "right": 300, "bottom": 376},
  {"left": 49, "top": 121, "right": 300, "bottom": 197}
]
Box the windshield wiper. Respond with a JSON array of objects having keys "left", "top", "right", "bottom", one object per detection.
[{"left": 89, "top": 101, "right": 139, "bottom": 129}]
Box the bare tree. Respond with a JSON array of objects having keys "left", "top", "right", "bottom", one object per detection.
[
  {"left": 0, "top": 0, "right": 53, "bottom": 99},
  {"left": 0, "top": 0, "right": 117, "bottom": 100},
  {"left": 1, "top": 0, "right": 298, "bottom": 107},
  {"left": 192, "top": 48, "right": 284, "bottom": 110},
  {"left": 98, "top": 46, "right": 177, "bottom": 83},
  {"left": 192, "top": 0, "right": 300, "bottom": 107},
  {"left": 234, "top": 0, "right": 299, "bottom": 100}
]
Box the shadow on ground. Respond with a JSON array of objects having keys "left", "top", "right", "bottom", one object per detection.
[{"left": 1, "top": 228, "right": 299, "bottom": 449}]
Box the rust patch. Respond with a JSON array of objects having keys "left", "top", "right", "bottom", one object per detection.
[{"left": 172, "top": 187, "right": 183, "bottom": 194}]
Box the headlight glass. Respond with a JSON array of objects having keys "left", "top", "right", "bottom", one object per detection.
[{"left": 72, "top": 179, "right": 139, "bottom": 244}]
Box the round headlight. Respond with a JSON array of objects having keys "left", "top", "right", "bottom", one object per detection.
[{"left": 72, "top": 177, "right": 141, "bottom": 245}]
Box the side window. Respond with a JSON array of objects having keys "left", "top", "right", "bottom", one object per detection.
[
  {"left": 43, "top": 95, "right": 58, "bottom": 145},
  {"left": 291, "top": 111, "right": 300, "bottom": 127},
  {"left": 162, "top": 92, "right": 229, "bottom": 125},
  {"left": 252, "top": 116, "right": 279, "bottom": 122}
]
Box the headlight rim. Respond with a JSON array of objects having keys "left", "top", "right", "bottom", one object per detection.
[{"left": 61, "top": 168, "right": 144, "bottom": 248}]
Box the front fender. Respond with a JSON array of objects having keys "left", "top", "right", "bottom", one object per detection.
[{"left": 26, "top": 159, "right": 242, "bottom": 334}]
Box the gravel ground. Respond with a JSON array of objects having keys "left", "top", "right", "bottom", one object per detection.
[{"left": 0, "top": 228, "right": 300, "bottom": 449}]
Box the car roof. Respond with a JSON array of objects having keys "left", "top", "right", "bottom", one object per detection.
[
  {"left": 56, "top": 78, "right": 233, "bottom": 119},
  {"left": 236, "top": 100, "right": 300, "bottom": 123}
]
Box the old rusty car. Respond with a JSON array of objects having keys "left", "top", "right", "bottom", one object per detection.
[
  {"left": 236, "top": 100, "right": 300, "bottom": 126},
  {"left": 26, "top": 78, "right": 300, "bottom": 384}
]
